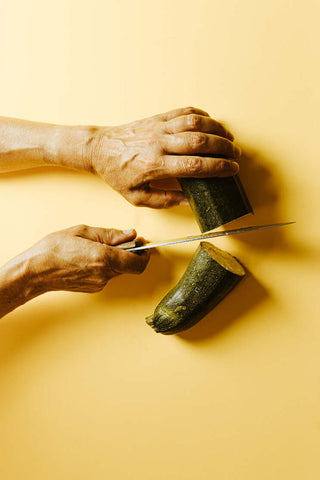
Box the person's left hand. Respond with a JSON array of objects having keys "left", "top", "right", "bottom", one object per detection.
[{"left": 83, "top": 106, "right": 241, "bottom": 209}]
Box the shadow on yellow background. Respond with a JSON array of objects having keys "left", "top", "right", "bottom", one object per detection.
[
  {"left": 0, "top": 251, "right": 188, "bottom": 365},
  {"left": 1, "top": 0, "right": 319, "bottom": 477},
  {"left": 102, "top": 250, "right": 179, "bottom": 300},
  {"left": 163, "top": 146, "right": 283, "bottom": 244},
  {"left": 1, "top": 144, "right": 316, "bottom": 359},
  {"left": 162, "top": 145, "right": 314, "bottom": 263},
  {"left": 0, "top": 145, "right": 308, "bottom": 356},
  {"left": 178, "top": 270, "right": 268, "bottom": 343}
]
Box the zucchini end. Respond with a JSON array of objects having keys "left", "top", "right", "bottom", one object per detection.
[{"left": 200, "top": 241, "right": 246, "bottom": 277}]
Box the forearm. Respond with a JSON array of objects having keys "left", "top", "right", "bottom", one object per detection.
[
  {"left": 0, "top": 252, "right": 44, "bottom": 319},
  {"left": 0, "top": 116, "right": 94, "bottom": 173}
]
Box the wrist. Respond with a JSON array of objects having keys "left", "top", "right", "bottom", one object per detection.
[
  {"left": 0, "top": 252, "right": 46, "bottom": 318},
  {"left": 45, "top": 124, "right": 101, "bottom": 172}
]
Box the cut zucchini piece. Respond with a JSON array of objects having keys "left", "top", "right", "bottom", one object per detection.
[
  {"left": 146, "top": 241, "right": 245, "bottom": 335},
  {"left": 178, "top": 175, "right": 253, "bottom": 232}
]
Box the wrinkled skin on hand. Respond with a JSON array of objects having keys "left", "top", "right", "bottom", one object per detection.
[
  {"left": 27, "top": 225, "right": 149, "bottom": 294},
  {"left": 86, "top": 106, "right": 241, "bottom": 209}
]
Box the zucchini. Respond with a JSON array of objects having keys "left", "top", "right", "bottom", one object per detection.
[
  {"left": 178, "top": 175, "right": 253, "bottom": 232},
  {"left": 146, "top": 241, "right": 245, "bottom": 335}
]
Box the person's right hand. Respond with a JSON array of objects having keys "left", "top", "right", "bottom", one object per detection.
[{"left": 24, "top": 224, "right": 149, "bottom": 295}]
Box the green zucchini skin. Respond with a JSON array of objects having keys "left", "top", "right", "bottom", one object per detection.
[
  {"left": 146, "top": 242, "right": 245, "bottom": 335},
  {"left": 178, "top": 175, "right": 253, "bottom": 232}
]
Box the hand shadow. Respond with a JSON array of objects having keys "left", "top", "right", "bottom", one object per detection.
[
  {"left": 177, "top": 268, "right": 268, "bottom": 343},
  {"left": 161, "top": 146, "right": 282, "bottom": 237},
  {"left": 0, "top": 249, "right": 194, "bottom": 367},
  {"left": 222, "top": 148, "right": 319, "bottom": 261},
  {"left": 222, "top": 147, "right": 287, "bottom": 251},
  {"left": 163, "top": 146, "right": 312, "bottom": 260},
  {"left": 96, "top": 249, "right": 191, "bottom": 303}
]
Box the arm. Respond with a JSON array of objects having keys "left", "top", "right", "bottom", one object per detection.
[
  {"left": 0, "top": 226, "right": 148, "bottom": 319},
  {"left": 0, "top": 116, "right": 90, "bottom": 173},
  {"left": 0, "top": 107, "right": 241, "bottom": 208}
]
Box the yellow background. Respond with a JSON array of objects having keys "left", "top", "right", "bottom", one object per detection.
[{"left": 0, "top": 1, "right": 319, "bottom": 478}]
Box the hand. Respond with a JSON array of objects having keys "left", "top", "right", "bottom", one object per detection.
[
  {"left": 85, "top": 106, "right": 241, "bottom": 208},
  {"left": 23, "top": 225, "right": 149, "bottom": 295},
  {"left": 0, "top": 225, "right": 149, "bottom": 319}
]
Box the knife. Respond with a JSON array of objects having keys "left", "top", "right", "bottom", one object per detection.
[{"left": 116, "top": 221, "right": 295, "bottom": 252}]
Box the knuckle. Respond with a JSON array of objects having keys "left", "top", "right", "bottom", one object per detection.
[
  {"left": 147, "top": 157, "right": 164, "bottom": 177},
  {"left": 132, "top": 197, "right": 144, "bottom": 207},
  {"left": 73, "top": 224, "right": 88, "bottom": 234},
  {"left": 130, "top": 190, "right": 148, "bottom": 207},
  {"left": 97, "top": 275, "right": 108, "bottom": 287},
  {"left": 92, "top": 275, "right": 106, "bottom": 289},
  {"left": 91, "top": 250, "right": 104, "bottom": 265},
  {"left": 189, "top": 132, "right": 208, "bottom": 150},
  {"left": 132, "top": 195, "right": 143, "bottom": 207},
  {"left": 185, "top": 156, "right": 203, "bottom": 175},
  {"left": 186, "top": 114, "right": 202, "bottom": 131},
  {"left": 145, "top": 137, "right": 162, "bottom": 154},
  {"left": 105, "top": 228, "right": 116, "bottom": 242},
  {"left": 126, "top": 190, "right": 140, "bottom": 207},
  {"left": 94, "top": 244, "right": 110, "bottom": 263},
  {"left": 215, "top": 159, "right": 228, "bottom": 173},
  {"left": 158, "top": 120, "right": 167, "bottom": 133},
  {"left": 183, "top": 106, "right": 197, "bottom": 116}
]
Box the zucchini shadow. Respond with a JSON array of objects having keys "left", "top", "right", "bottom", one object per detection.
[
  {"left": 177, "top": 269, "right": 268, "bottom": 343},
  {"left": 220, "top": 147, "right": 287, "bottom": 252}
]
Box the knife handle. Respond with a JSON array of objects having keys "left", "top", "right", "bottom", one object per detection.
[{"left": 115, "top": 239, "right": 144, "bottom": 251}]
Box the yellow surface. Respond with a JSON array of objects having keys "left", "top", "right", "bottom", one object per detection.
[{"left": 0, "top": 1, "right": 319, "bottom": 478}]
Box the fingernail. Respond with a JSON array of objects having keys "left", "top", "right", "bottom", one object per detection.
[
  {"left": 230, "top": 161, "right": 239, "bottom": 173},
  {"left": 123, "top": 228, "right": 134, "bottom": 234}
]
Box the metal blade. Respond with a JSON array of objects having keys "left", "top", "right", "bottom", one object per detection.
[{"left": 118, "top": 221, "right": 295, "bottom": 252}]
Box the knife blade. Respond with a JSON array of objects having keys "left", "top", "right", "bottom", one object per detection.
[{"left": 117, "top": 221, "right": 295, "bottom": 252}]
